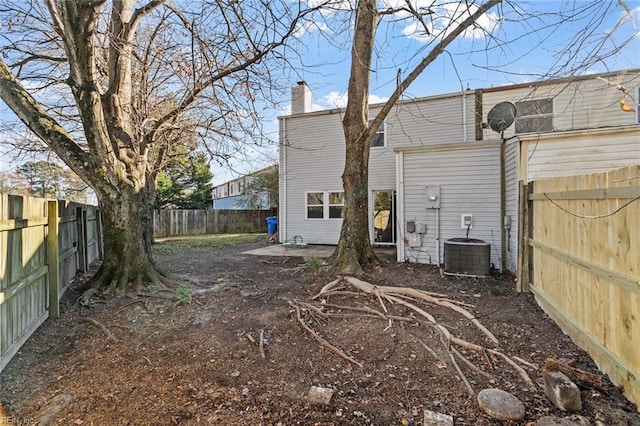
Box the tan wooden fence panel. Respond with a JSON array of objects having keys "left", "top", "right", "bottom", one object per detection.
[
  {"left": 0, "top": 194, "right": 49, "bottom": 372},
  {"left": 0, "top": 194, "right": 102, "bottom": 373},
  {"left": 525, "top": 165, "right": 640, "bottom": 406},
  {"left": 154, "top": 209, "right": 274, "bottom": 238}
]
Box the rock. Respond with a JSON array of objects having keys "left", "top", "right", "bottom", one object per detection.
[
  {"left": 537, "top": 415, "right": 591, "bottom": 425},
  {"left": 477, "top": 388, "right": 526, "bottom": 421},
  {"left": 424, "top": 409, "right": 454, "bottom": 426},
  {"left": 544, "top": 371, "right": 582, "bottom": 412},
  {"left": 307, "top": 386, "right": 334, "bottom": 405}
]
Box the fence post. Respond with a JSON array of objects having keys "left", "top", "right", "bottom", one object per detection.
[
  {"left": 47, "top": 200, "right": 60, "bottom": 319},
  {"left": 516, "top": 181, "right": 530, "bottom": 292},
  {"left": 96, "top": 209, "right": 104, "bottom": 260},
  {"left": 76, "top": 206, "right": 87, "bottom": 272}
]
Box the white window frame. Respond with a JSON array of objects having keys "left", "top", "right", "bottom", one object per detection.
[
  {"left": 306, "top": 191, "right": 324, "bottom": 219},
  {"left": 369, "top": 119, "right": 386, "bottom": 148},
  {"left": 305, "top": 191, "right": 345, "bottom": 219},
  {"left": 328, "top": 191, "right": 344, "bottom": 219}
]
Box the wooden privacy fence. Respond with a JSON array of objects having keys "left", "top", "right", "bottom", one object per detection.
[
  {"left": 153, "top": 209, "right": 274, "bottom": 238},
  {"left": 518, "top": 165, "right": 639, "bottom": 406},
  {"left": 0, "top": 194, "right": 102, "bottom": 373}
]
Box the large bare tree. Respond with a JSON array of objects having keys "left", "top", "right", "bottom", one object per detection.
[
  {"left": 331, "top": 0, "right": 637, "bottom": 273},
  {"left": 333, "top": 0, "right": 501, "bottom": 273},
  {"left": 0, "top": 0, "right": 320, "bottom": 292}
]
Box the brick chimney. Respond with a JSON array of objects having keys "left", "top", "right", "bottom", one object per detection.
[{"left": 291, "top": 81, "right": 312, "bottom": 114}]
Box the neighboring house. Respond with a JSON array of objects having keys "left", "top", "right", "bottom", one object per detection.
[
  {"left": 279, "top": 70, "right": 640, "bottom": 273},
  {"left": 212, "top": 165, "right": 277, "bottom": 210}
]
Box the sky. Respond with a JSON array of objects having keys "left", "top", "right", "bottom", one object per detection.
[
  {"left": 211, "top": 0, "right": 640, "bottom": 185},
  {"left": 1, "top": 0, "right": 639, "bottom": 186}
]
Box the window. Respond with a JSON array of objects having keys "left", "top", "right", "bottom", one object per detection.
[
  {"left": 306, "top": 191, "right": 345, "bottom": 219},
  {"left": 328, "top": 192, "right": 344, "bottom": 218},
  {"left": 306, "top": 192, "right": 324, "bottom": 219},
  {"left": 370, "top": 120, "right": 385, "bottom": 147},
  {"left": 515, "top": 98, "right": 553, "bottom": 133}
]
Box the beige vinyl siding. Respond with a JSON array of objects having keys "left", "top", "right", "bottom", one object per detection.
[
  {"left": 504, "top": 139, "right": 519, "bottom": 273},
  {"left": 384, "top": 92, "right": 476, "bottom": 148},
  {"left": 400, "top": 144, "right": 503, "bottom": 269},
  {"left": 481, "top": 70, "right": 640, "bottom": 141},
  {"left": 281, "top": 92, "right": 478, "bottom": 245},
  {"left": 280, "top": 112, "right": 345, "bottom": 244},
  {"left": 522, "top": 127, "right": 640, "bottom": 182}
]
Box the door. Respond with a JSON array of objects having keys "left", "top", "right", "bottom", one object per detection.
[{"left": 372, "top": 190, "right": 396, "bottom": 245}]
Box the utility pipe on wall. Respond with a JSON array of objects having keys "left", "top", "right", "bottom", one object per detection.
[{"left": 436, "top": 208, "right": 440, "bottom": 266}]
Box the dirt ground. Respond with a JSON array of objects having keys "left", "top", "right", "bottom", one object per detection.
[{"left": 1, "top": 234, "right": 638, "bottom": 425}]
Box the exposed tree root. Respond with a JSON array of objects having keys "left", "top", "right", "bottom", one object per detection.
[{"left": 290, "top": 277, "right": 538, "bottom": 396}]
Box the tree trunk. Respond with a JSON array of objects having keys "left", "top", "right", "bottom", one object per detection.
[
  {"left": 331, "top": 0, "right": 379, "bottom": 274},
  {"left": 332, "top": 134, "right": 378, "bottom": 274},
  {"left": 86, "top": 184, "right": 165, "bottom": 294}
]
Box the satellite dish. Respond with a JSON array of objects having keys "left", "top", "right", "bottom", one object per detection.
[{"left": 487, "top": 101, "right": 516, "bottom": 133}]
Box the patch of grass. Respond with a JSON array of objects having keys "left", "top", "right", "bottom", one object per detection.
[
  {"left": 175, "top": 285, "right": 193, "bottom": 305},
  {"left": 152, "top": 233, "right": 263, "bottom": 255},
  {"left": 305, "top": 256, "right": 323, "bottom": 274},
  {"left": 132, "top": 306, "right": 152, "bottom": 325}
]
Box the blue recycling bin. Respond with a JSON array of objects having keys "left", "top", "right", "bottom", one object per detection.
[{"left": 266, "top": 216, "right": 278, "bottom": 236}]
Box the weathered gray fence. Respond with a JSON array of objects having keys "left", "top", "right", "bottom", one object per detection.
[
  {"left": 153, "top": 209, "right": 274, "bottom": 238},
  {"left": 0, "top": 194, "right": 102, "bottom": 373}
]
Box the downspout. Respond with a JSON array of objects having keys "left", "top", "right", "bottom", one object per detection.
[
  {"left": 280, "top": 117, "right": 287, "bottom": 244},
  {"left": 395, "top": 151, "right": 405, "bottom": 262},
  {"left": 500, "top": 136, "right": 506, "bottom": 272}
]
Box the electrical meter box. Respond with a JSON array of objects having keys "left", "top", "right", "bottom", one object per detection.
[{"left": 426, "top": 185, "right": 441, "bottom": 209}]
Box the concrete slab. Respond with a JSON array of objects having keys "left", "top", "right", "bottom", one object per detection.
[
  {"left": 243, "top": 244, "right": 397, "bottom": 260},
  {"left": 242, "top": 244, "right": 335, "bottom": 258}
]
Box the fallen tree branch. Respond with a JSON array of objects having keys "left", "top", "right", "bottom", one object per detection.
[
  {"left": 449, "top": 351, "right": 475, "bottom": 397},
  {"left": 418, "top": 338, "right": 446, "bottom": 364},
  {"left": 544, "top": 358, "right": 605, "bottom": 391},
  {"left": 342, "top": 277, "right": 498, "bottom": 344},
  {"left": 295, "top": 278, "right": 537, "bottom": 393},
  {"left": 449, "top": 336, "right": 534, "bottom": 388},
  {"left": 314, "top": 279, "right": 341, "bottom": 298},
  {"left": 82, "top": 317, "right": 118, "bottom": 343},
  {"left": 289, "top": 302, "right": 363, "bottom": 368},
  {"left": 259, "top": 329, "right": 267, "bottom": 360},
  {"left": 513, "top": 356, "right": 538, "bottom": 370},
  {"left": 451, "top": 347, "right": 494, "bottom": 380},
  {"left": 136, "top": 331, "right": 159, "bottom": 351}
]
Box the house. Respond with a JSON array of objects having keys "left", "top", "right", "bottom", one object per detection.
[
  {"left": 212, "top": 165, "right": 278, "bottom": 210},
  {"left": 279, "top": 70, "right": 640, "bottom": 273}
]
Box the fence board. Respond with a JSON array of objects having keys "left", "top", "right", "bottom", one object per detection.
[
  {"left": 527, "top": 165, "right": 640, "bottom": 406},
  {"left": 0, "top": 194, "right": 101, "bottom": 373},
  {"left": 0, "top": 194, "right": 49, "bottom": 372},
  {"left": 154, "top": 209, "right": 273, "bottom": 238}
]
